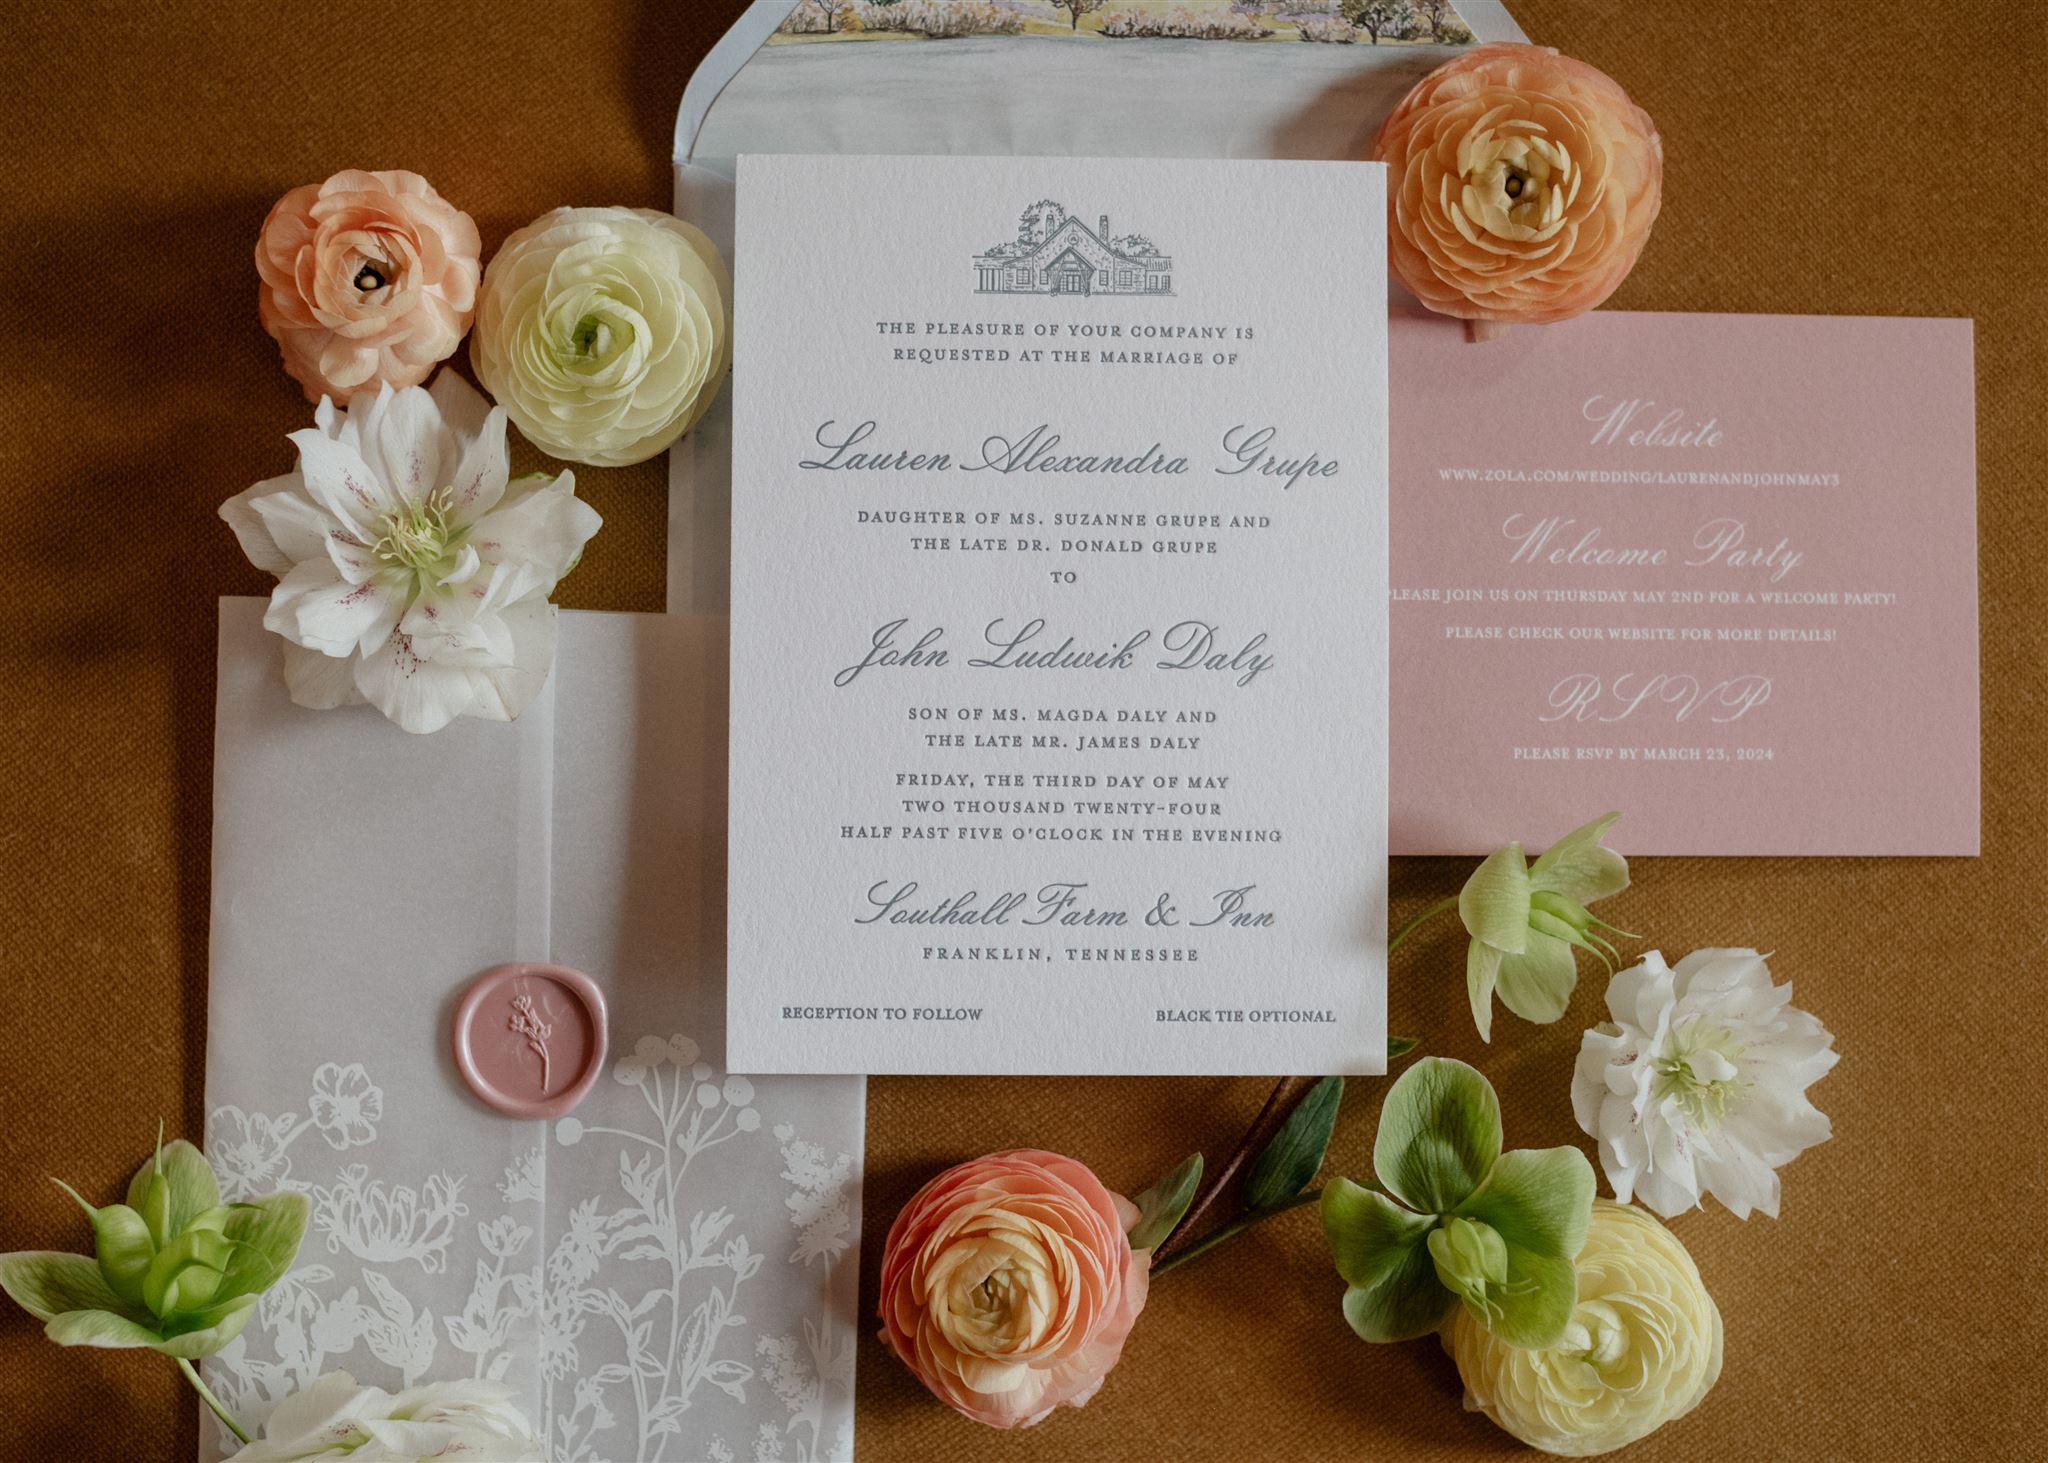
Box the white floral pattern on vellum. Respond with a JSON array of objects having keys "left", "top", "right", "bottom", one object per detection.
[{"left": 205, "top": 1034, "right": 858, "bottom": 1461}]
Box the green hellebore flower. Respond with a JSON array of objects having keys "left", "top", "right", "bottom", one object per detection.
[
  {"left": 1458, "top": 811, "right": 1634, "bottom": 1042},
  {"left": 1322, "top": 1058, "right": 1594, "bottom": 1351},
  {"left": 0, "top": 1132, "right": 307, "bottom": 1360}
]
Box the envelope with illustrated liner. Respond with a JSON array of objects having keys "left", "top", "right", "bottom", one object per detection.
[{"left": 666, "top": 0, "right": 1531, "bottom": 613}]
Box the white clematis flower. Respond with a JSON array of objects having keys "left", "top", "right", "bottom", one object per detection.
[
  {"left": 221, "top": 373, "right": 600, "bottom": 734},
  {"left": 1573, "top": 948, "right": 1837, "bottom": 1220},
  {"left": 232, "top": 1369, "right": 544, "bottom": 1461}
]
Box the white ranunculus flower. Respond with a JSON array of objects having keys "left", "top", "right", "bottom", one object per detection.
[
  {"left": 1573, "top": 947, "right": 1836, "bottom": 1219},
  {"left": 220, "top": 373, "right": 600, "bottom": 735},
  {"left": 1445, "top": 1201, "right": 1722, "bottom": 1457},
  {"left": 233, "top": 1370, "right": 544, "bottom": 1461},
  {"left": 472, "top": 205, "right": 731, "bottom": 468}
]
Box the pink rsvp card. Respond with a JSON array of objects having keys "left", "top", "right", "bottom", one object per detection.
[{"left": 1390, "top": 311, "right": 1978, "bottom": 856}]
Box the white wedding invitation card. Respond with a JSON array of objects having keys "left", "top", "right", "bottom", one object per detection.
[{"left": 729, "top": 154, "right": 1389, "bottom": 1075}]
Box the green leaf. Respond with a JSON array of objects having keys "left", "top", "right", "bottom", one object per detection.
[
  {"left": 0, "top": 1252, "right": 128, "bottom": 1323},
  {"left": 1472, "top": 1247, "right": 1579, "bottom": 1351},
  {"left": 1386, "top": 1035, "right": 1420, "bottom": 1064},
  {"left": 42, "top": 1307, "right": 166, "bottom": 1351},
  {"left": 1466, "top": 941, "right": 1502, "bottom": 1043},
  {"left": 1126, "top": 1153, "right": 1203, "bottom": 1252},
  {"left": 1342, "top": 1258, "right": 1454, "bottom": 1345},
  {"left": 125, "top": 1139, "right": 220, "bottom": 1248},
  {"left": 1495, "top": 933, "right": 1579, "bottom": 1025},
  {"left": 217, "top": 1192, "right": 310, "bottom": 1300},
  {"left": 1321, "top": 1178, "right": 1453, "bottom": 1343},
  {"left": 1372, "top": 1058, "right": 1502, "bottom": 1215},
  {"left": 1529, "top": 812, "right": 1628, "bottom": 903},
  {"left": 1457, "top": 843, "right": 1530, "bottom": 954},
  {"left": 1457, "top": 1147, "right": 1594, "bottom": 1269},
  {"left": 1245, "top": 1075, "right": 1344, "bottom": 1211},
  {"left": 1451, "top": 1147, "right": 1596, "bottom": 1351}
]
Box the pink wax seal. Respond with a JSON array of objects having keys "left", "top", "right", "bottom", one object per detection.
[{"left": 452, "top": 963, "right": 608, "bottom": 1119}]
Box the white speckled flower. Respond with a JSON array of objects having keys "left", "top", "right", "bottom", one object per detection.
[
  {"left": 1573, "top": 948, "right": 1837, "bottom": 1219},
  {"left": 220, "top": 373, "right": 600, "bottom": 735},
  {"left": 1445, "top": 1200, "right": 1721, "bottom": 1456},
  {"left": 473, "top": 206, "right": 731, "bottom": 468}
]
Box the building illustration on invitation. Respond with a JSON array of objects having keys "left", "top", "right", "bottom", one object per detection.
[{"left": 975, "top": 199, "right": 1172, "bottom": 296}]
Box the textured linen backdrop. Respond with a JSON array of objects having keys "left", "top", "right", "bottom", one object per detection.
[{"left": 2, "top": 2, "right": 2041, "bottom": 1459}]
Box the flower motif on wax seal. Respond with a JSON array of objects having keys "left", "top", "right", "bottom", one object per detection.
[
  {"left": 1372, "top": 43, "right": 1662, "bottom": 328},
  {"left": 219, "top": 373, "right": 601, "bottom": 734},
  {"left": 508, "top": 992, "right": 556, "bottom": 1093},
  {"left": 472, "top": 206, "right": 731, "bottom": 468},
  {"left": 255, "top": 169, "right": 481, "bottom": 404}
]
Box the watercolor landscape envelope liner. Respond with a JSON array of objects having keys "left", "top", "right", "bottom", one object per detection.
[
  {"left": 204, "top": 604, "right": 864, "bottom": 1462},
  {"left": 725, "top": 153, "right": 1390, "bottom": 1076},
  {"left": 1387, "top": 310, "right": 1980, "bottom": 856}
]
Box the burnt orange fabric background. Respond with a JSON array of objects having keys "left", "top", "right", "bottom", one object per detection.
[{"left": 2, "top": 2, "right": 2043, "bottom": 1458}]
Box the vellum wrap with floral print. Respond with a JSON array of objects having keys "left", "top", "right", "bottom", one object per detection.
[
  {"left": 220, "top": 373, "right": 601, "bottom": 734},
  {"left": 1372, "top": 43, "right": 1662, "bottom": 330}
]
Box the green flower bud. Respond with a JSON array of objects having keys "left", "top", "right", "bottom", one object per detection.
[
  {"left": 52, "top": 1182, "right": 156, "bottom": 1308},
  {"left": 1428, "top": 1216, "right": 1510, "bottom": 1316},
  {"left": 138, "top": 1167, "right": 173, "bottom": 1251},
  {"left": 88, "top": 1204, "right": 157, "bottom": 1308}
]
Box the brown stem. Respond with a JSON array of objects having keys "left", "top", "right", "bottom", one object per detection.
[{"left": 1153, "top": 1075, "right": 1314, "bottom": 1262}]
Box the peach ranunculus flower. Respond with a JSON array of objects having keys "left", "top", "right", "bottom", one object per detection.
[
  {"left": 255, "top": 169, "right": 481, "bottom": 403},
  {"left": 1371, "top": 43, "right": 1662, "bottom": 329},
  {"left": 878, "top": 1149, "right": 1152, "bottom": 1429}
]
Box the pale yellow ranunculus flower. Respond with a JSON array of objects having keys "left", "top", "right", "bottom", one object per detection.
[
  {"left": 474, "top": 206, "right": 730, "bottom": 468},
  {"left": 1444, "top": 1200, "right": 1722, "bottom": 1456}
]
